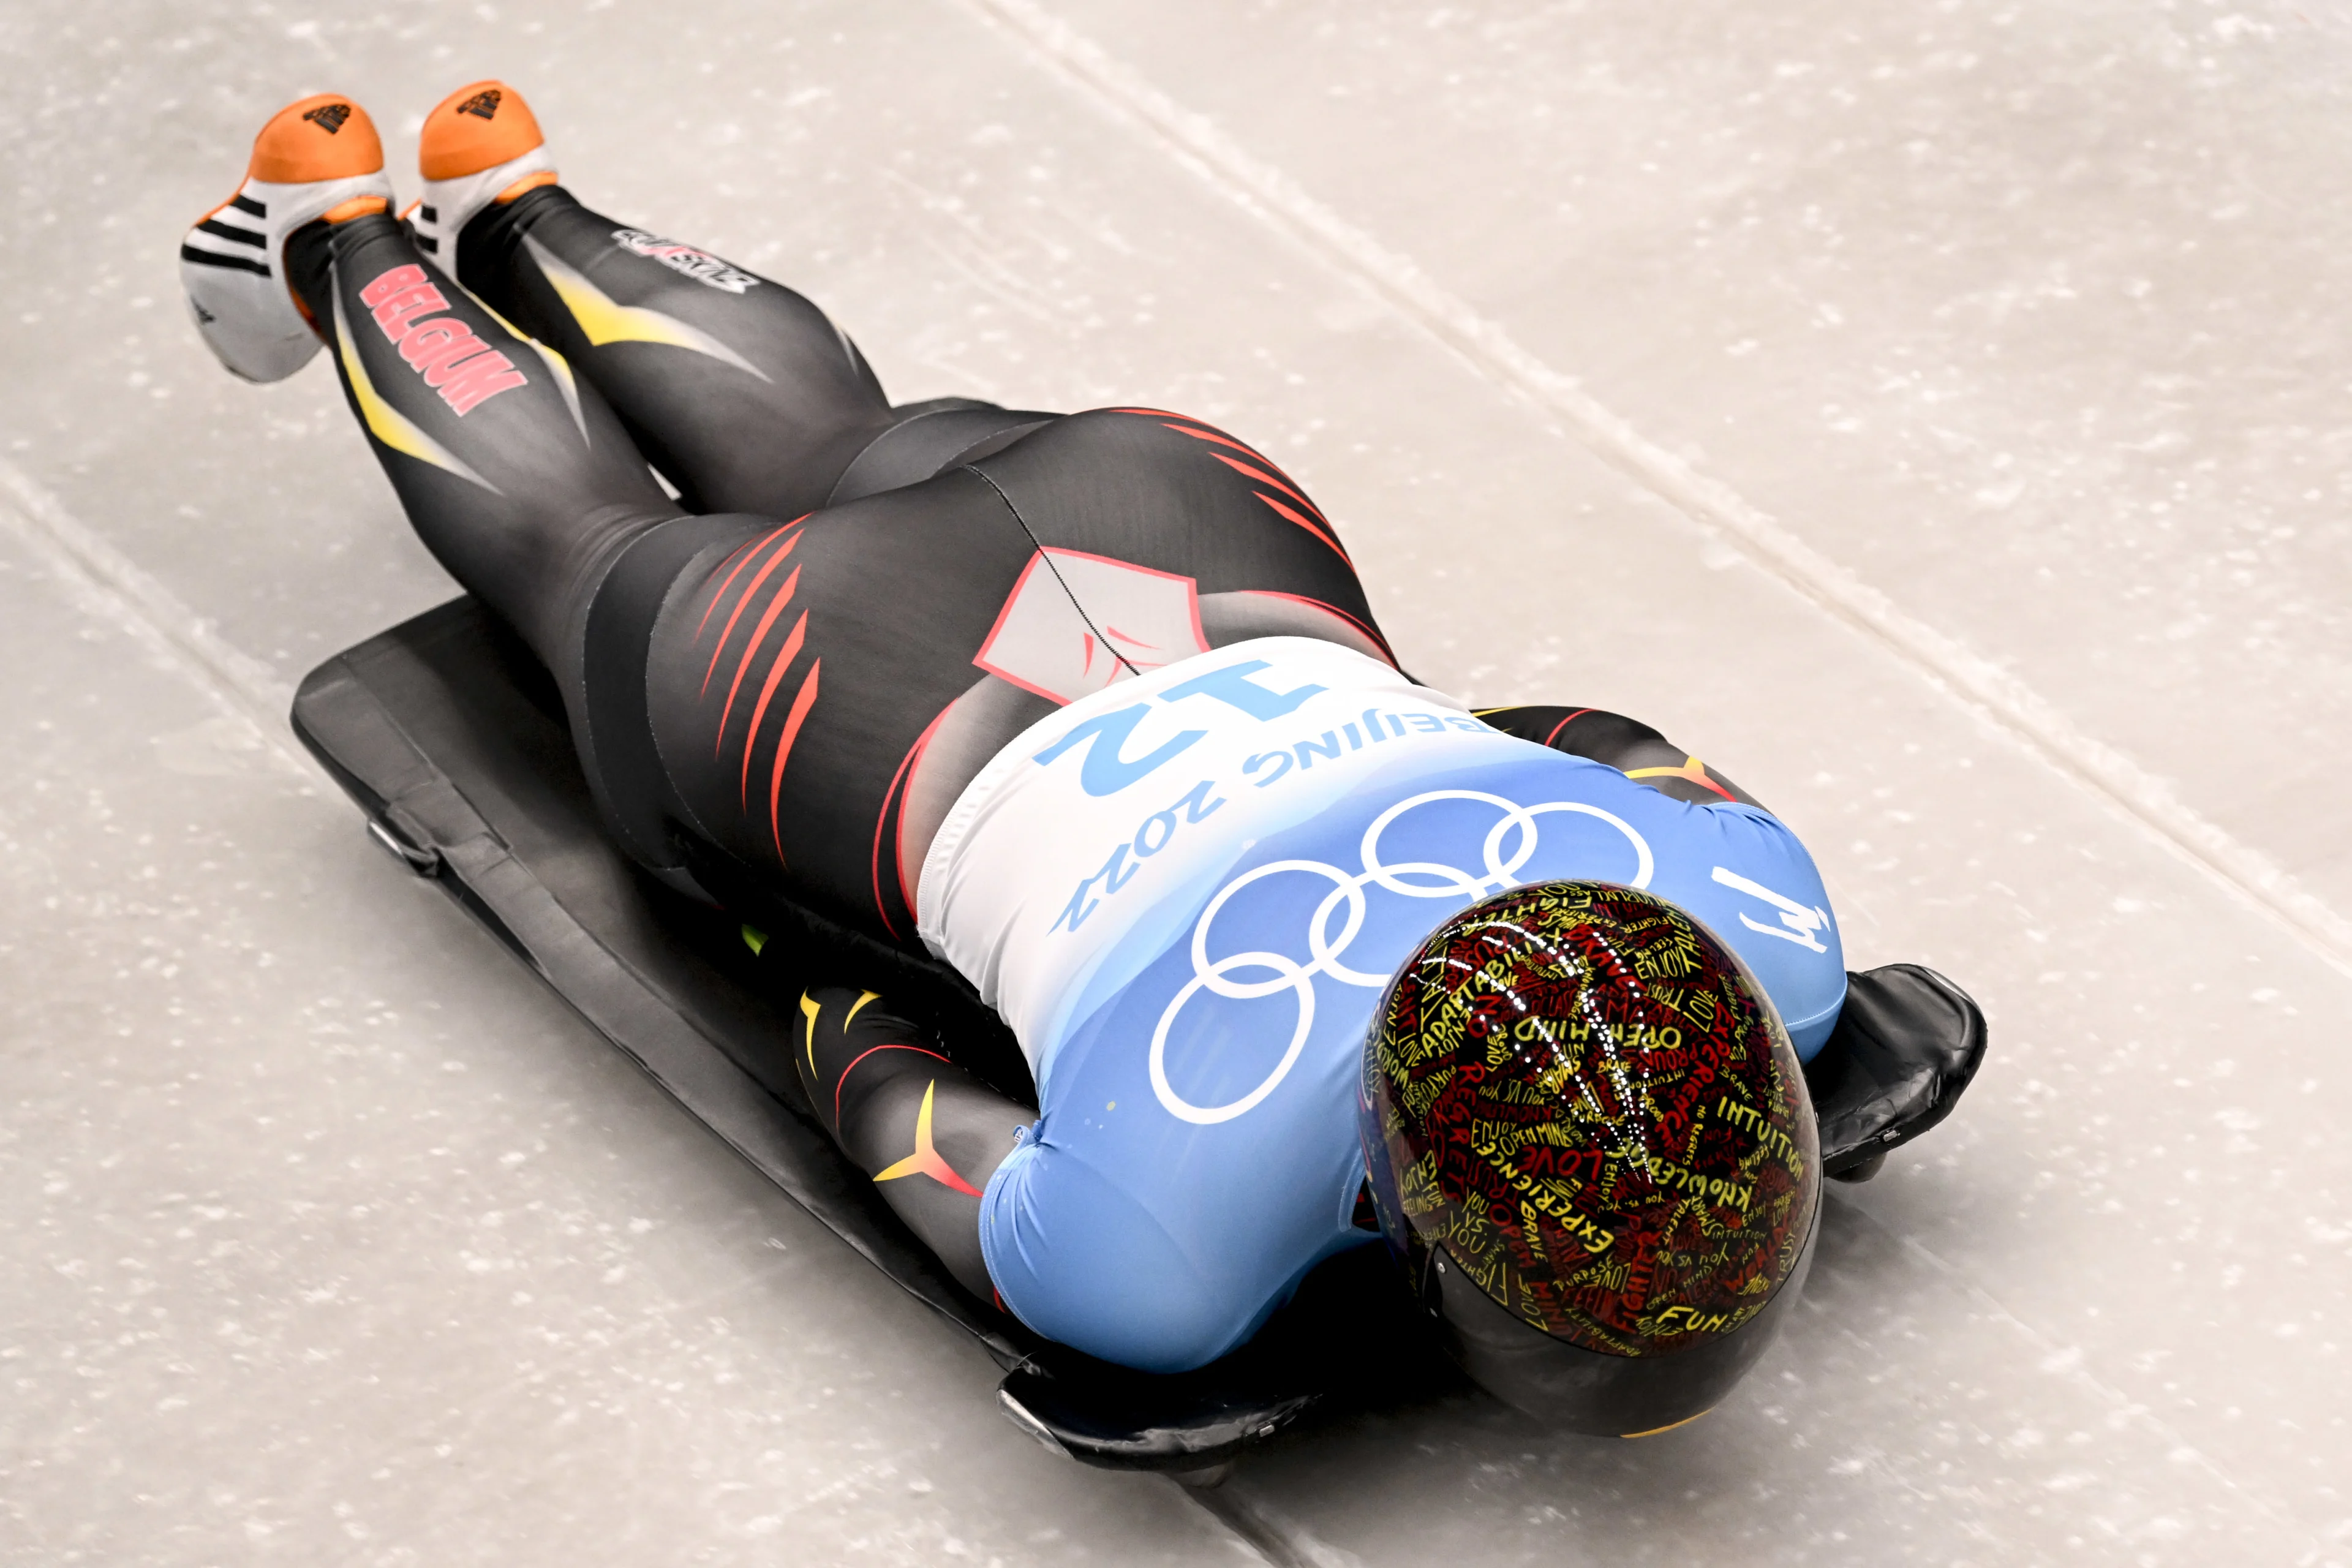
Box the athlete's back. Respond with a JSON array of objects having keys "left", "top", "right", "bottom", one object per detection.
[{"left": 922, "top": 638, "right": 1845, "bottom": 1371}]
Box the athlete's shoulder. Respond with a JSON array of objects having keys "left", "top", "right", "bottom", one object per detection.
[
  {"left": 1447, "top": 738, "right": 1775, "bottom": 826},
  {"left": 1683, "top": 796, "right": 1814, "bottom": 861},
  {"left": 1477, "top": 744, "right": 1812, "bottom": 846}
]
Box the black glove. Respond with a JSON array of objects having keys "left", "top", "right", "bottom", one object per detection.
[{"left": 1803, "top": 964, "right": 1989, "bottom": 1183}]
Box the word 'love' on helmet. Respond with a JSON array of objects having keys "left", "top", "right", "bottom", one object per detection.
[{"left": 1360, "top": 880, "right": 1820, "bottom": 1436}]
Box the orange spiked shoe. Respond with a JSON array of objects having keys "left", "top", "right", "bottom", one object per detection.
[{"left": 409, "top": 81, "right": 557, "bottom": 263}]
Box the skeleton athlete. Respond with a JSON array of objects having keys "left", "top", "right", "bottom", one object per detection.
[{"left": 181, "top": 84, "right": 1852, "bottom": 1416}]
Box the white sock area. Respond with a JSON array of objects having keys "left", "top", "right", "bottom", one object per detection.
[
  {"left": 411, "top": 148, "right": 557, "bottom": 263},
  {"left": 179, "top": 170, "right": 393, "bottom": 384}
]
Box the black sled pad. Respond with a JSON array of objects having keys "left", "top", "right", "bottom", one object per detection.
[{"left": 290, "top": 597, "right": 1434, "bottom": 1472}]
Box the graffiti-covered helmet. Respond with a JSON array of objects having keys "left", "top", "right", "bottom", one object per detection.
[{"left": 1359, "top": 881, "right": 1820, "bottom": 1436}]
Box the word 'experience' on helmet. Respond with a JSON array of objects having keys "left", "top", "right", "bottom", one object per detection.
[{"left": 1360, "top": 880, "right": 1822, "bottom": 1438}]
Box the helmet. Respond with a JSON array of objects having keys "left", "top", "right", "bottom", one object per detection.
[{"left": 1359, "top": 880, "right": 1820, "bottom": 1436}]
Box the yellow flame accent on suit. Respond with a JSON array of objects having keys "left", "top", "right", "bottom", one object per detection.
[
  {"left": 330, "top": 289, "right": 498, "bottom": 491},
  {"left": 525, "top": 235, "right": 772, "bottom": 382}
]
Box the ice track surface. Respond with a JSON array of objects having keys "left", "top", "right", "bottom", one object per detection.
[{"left": 4, "top": 2, "right": 2350, "bottom": 1563}]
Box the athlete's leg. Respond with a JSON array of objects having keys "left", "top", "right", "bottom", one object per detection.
[
  {"left": 276, "top": 202, "right": 779, "bottom": 877},
  {"left": 281, "top": 209, "right": 677, "bottom": 674},
  {"left": 398, "top": 82, "right": 902, "bottom": 520},
  {"left": 454, "top": 186, "right": 903, "bottom": 519},
  {"left": 1476, "top": 704, "right": 1766, "bottom": 809}
]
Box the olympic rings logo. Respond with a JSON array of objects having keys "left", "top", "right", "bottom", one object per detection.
[{"left": 1148, "top": 790, "right": 1654, "bottom": 1124}]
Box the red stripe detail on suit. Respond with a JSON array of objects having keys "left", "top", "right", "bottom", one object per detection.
[
  {"left": 870, "top": 703, "right": 956, "bottom": 942},
  {"left": 1253, "top": 490, "right": 1352, "bottom": 564},
  {"left": 694, "top": 529, "right": 779, "bottom": 641},
  {"left": 736, "top": 607, "right": 809, "bottom": 804},
  {"left": 767, "top": 661, "right": 823, "bottom": 863},
  {"left": 702, "top": 532, "right": 802, "bottom": 698},
  {"left": 1204, "top": 449, "right": 1330, "bottom": 524}
]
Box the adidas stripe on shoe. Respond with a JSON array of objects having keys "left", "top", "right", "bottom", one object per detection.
[{"left": 181, "top": 93, "right": 394, "bottom": 383}]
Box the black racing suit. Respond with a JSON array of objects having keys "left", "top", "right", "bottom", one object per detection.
[{"left": 285, "top": 190, "right": 1757, "bottom": 1308}]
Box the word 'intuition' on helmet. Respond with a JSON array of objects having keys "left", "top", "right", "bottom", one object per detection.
[{"left": 1360, "top": 881, "right": 1820, "bottom": 1436}]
